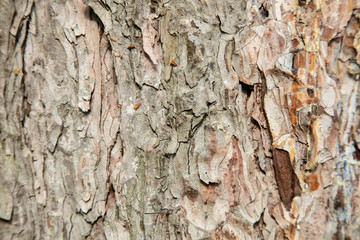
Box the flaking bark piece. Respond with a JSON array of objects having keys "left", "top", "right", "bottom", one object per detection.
[{"left": 273, "top": 148, "right": 302, "bottom": 210}]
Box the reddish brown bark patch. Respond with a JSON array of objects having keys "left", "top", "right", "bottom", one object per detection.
[
  {"left": 273, "top": 148, "right": 302, "bottom": 210},
  {"left": 334, "top": 188, "right": 345, "bottom": 210},
  {"left": 305, "top": 173, "right": 320, "bottom": 191},
  {"left": 185, "top": 186, "right": 199, "bottom": 201}
]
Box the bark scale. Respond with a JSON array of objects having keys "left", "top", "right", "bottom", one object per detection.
[{"left": 0, "top": 0, "right": 359, "bottom": 239}]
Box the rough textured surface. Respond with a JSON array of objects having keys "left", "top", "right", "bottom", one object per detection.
[{"left": 0, "top": 0, "right": 359, "bottom": 239}]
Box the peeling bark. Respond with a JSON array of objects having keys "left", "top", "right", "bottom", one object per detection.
[{"left": 0, "top": 0, "right": 359, "bottom": 239}]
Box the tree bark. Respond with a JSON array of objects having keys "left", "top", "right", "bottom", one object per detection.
[{"left": 0, "top": 0, "right": 359, "bottom": 239}]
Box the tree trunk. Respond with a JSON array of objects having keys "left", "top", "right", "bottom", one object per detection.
[{"left": 1, "top": 0, "right": 359, "bottom": 239}]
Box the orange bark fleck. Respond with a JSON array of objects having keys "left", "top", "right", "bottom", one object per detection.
[
  {"left": 47, "top": 213, "right": 51, "bottom": 227},
  {"left": 170, "top": 60, "right": 178, "bottom": 66},
  {"left": 134, "top": 103, "right": 141, "bottom": 110}
]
